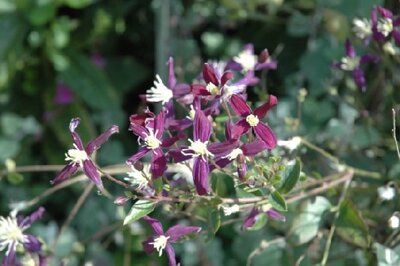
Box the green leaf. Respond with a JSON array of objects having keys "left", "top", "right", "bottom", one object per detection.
[
  {"left": 374, "top": 243, "right": 400, "bottom": 266},
  {"left": 268, "top": 190, "right": 287, "bottom": 212},
  {"left": 287, "top": 12, "right": 313, "bottom": 37},
  {"left": 123, "top": 200, "right": 155, "bottom": 226},
  {"left": 289, "top": 196, "right": 331, "bottom": 245},
  {"left": 6, "top": 172, "right": 24, "bottom": 185},
  {"left": 279, "top": 159, "right": 301, "bottom": 194},
  {"left": 246, "top": 212, "right": 268, "bottom": 231},
  {"left": 153, "top": 178, "right": 164, "bottom": 194},
  {"left": 336, "top": 199, "right": 371, "bottom": 248},
  {"left": 60, "top": 51, "right": 120, "bottom": 110},
  {"left": 208, "top": 209, "right": 221, "bottom": 234}
]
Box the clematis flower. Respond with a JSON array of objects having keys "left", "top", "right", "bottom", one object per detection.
[
  {"left": 371, "top": 6, "right": 400, "bottom": 46},
  {"left": 192, "top": 63, "right": 234, "bottom": 98},
  {"left": 142, "top": 216, "right": 201, "bottom": 266},
  {"left": 169, "top": 110, "right": 237, "bottom": 195},
  {"left": 335, "top": 40, "right": 379, "bottom": 91},
  {"left": 0, "top": 207, "right": 45, "bottom": 266},
  {"left": 227, "top": 44, "right": 277, "bottom": 73},
  {"left": 51, "top": 118, "right": 119, "bottom": 191},
  {"left": 127, "top": 109, "right": 180, "bottom": 178},
  {"left": 229, "top": 94, "right": 278, "bottom": 149},
  {"left": 241, "top": 207, "right": 285, "bottom": 230}
]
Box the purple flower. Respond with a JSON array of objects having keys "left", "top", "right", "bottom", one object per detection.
[
  {"left": 335, "top": 40, "right": 379, "bottom": 91},
  {"left": 192, "top": 63, "right": 234, "bottom": 98},
  {"left": 169, "top": 110, "right": 237, "bottom": 195},
  {"left": 142, "top": 216, "right": 201, "bottom": 266},
  {"left": 0, "top": 207, "right": 45, "bottom": 266},
  {"left": 229, "top": 94, "right": 278, "bottom": 149},
  {"left": 127, "top": 109, "right": 180, "bottom": 178},
  {"left": 371, "top": 6, "right": 400, "bottom": 46},
  {"left": 54, "top": 81, "right": 74, "bottom": 105},
  {"left": 51, "top": 118, "right": 119, "bottom": 190},
  {"left": 241, "top": 207, "right": 285, "bottom": 230},
  {"left": 227, "top": 44, "right": 277, "bottom": 73}
]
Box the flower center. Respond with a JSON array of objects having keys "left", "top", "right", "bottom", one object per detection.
[
  {"left": 352, "top": 18, "right": 372, "bottom": 39},
  {"left": 206, "top": 83, "right": 220, "bottom": 95},
  {"left": 377, "top": 18, "right": 393, "bottom": 37},
  {"left": 182, "top": 139, "right": 213, "bottom": 158},
  {"left": 340, "top": 56, "right": 360, "bottom": 71},
  {"left": 150, "top": 235, "right": 170, "bottom": 256},
  {"left": 234, "top": 51, "right": 257, "bottom": 72},
  {"left": 0, "top": 216, "right": 25, "bottom": 247},
  {"left": 187, "top": 105, "right": 196, "bottom": 120},
  {"left": 143, "top": 129, "right": 161, "bottom": 150},
  {"left": 145, "top": 75, "right": 173, "bottom": 105},
  {"left": 65, "top": 144, "right": 88, "bottom": 166},
  {"left": 246, "top": 114, "right": 259, "bottom": 127},
  {"left": 223, "top": 148, "right": 243, "bottom": 160}
]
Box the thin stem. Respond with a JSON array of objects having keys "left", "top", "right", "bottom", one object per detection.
[
  {"left": 123, "top": 229, "right": 132, "bottom": 266},
  {"left": 246, "top": 237, "right": 285, "bottom": 266},
  {"left": 53, "top": 183, "right": 94, "bottom": 248},
  {"left": 392, "top": 108, "right": 400, "bottom": 161},
  {"left": 320, "top": 173, "right": 353, "bottom": 265}
]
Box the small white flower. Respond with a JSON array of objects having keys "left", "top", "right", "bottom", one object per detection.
[
  {"left": 124, "top": 165, "right": 149, "bottom": 190},
  {"left": 145, "top": 75, "right": 173, "bottom": 105},
  {"left": 150, "top": 235, "right": 170, "bottom": 256},
  {"left": 65, "top": 143, "right": 88, "bottom": 167},
  {"left": 340, "top": 56, "right": 360, "bottom": 71},
  {"left": 388, "top": 213, "right": 400, "bottom": 229},
  {"left": 277, "top": 136, "right": 302, "bottom": 151},
  {"left": 0, "top": 214, "right": 27, "bottom": 256},
  {"left": 221, "top": 204, "right": 240, "bottom": 216},
  {"left": 377, "top": 186, "right": 396, "bottom": 201},
  {"left": 352, "top": 18, "right": 372, "bottom": 39},
  {"left": 377, "top": 17, "right": 393, "bottom": 37},
  {"left": 234, "top": 50, "right": 257, "bottom": 72},
  {"left": 383, "top": 41, "right": 400, "bottom": 56},
  {"left": 182, "top": 139, "right": 213, "bottom": 158}
]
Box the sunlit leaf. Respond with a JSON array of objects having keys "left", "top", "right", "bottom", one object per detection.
[
  {"left": 123, "top": 200, "right": 156, "bottom": 226},
  {"left": 279, "top": 158, "right": 301, "bottom": 194}
]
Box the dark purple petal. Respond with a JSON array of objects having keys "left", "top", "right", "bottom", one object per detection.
[
  {"left": 220, "top": 71, "right": 233, "bottom": 87},
  {"left": 236, "top": 118, "right": 251, "bottom": 136},
  {"left": 151, "top": 149, "right": 167, "bottom": 178},
  {"left": 3, "top": 245, "right": 17, "bottom": 266},
  {"left": 161, "top": 133, "right": 183, "bottom": 147},
  {"left": 168, "top": 149, "right": 193, "bottom": 163},
  {"left": 143, "top": 216, "right": 164, "bottom": 235},
  {"left": 213, "top": 158, "right": 232, "bottom": 169},
  {"left": 191, "top": 84, "right": 211, "bottom": 96},
  {"left": 393, "top": 31, "right": 400, "bottom": 46},
  {"left": 167, "top": 57, "right": 176, "bottom": 89},
  {"left": 165, "top": 243, "right": 177, "bottom": 266},
  {"left": 129, "top": 123, "right": 149, "bottom": 139},
  {"left": 167, "top": 118, "right": 192, "bottom": 132},
  {"left": 129, "top": 111, "right": 155, "bottom": 127},
  {"left": 352, "top": 68, "right": 366, "bottom": 91},
  {"left": 193, "top": 157, "right": 209, "bottom": 195},
  {"left": 360, "top": 54, "right": 379, "bottom": 65},
  {"left": 38, "top": 254, "right": 47, "bottom": 266},
  {"left": 254, "top": 123, "right": 277, "bottom": 149},
  {"left": 371, "top": 7, "right": 386, "bottom": 42},
  {"left": 266, "top": 209, "right": 286, "bottom": 222},
  {"left": 173, "top": 83, "right": 191, "bottom": 97},
  {"left": 202, "top": 63, "right": 219, "bottom": 86},
  {"left": 19, "top": 207, "right": 45, "bottom": 229},
  {"left": 166, "top": 225, "right": 201, "bottom": 242},
  {"left": 142, "top": 236, "right": 155, "bottom": 253},
  {"left": 85, "top": 125, "right": 119, "bottom": 155},
  {"left": 258, "top": 49, "right": 270, "bottom": 63},
  {"left": 225, "top": 60, "right": 242, "bottom": 71},
  {"left": 193, "top": 110, "right": 212, "bottom": 142},
  {"left": 241, "top": 140, "right": 268, "bottom": 156},
  {"left": 208, "top": 140, "right": 240, "bottom": 158},
  {"left": 154, "top": 110, "right": 166, "bottom": 138},
  {"left": 23, "top": 235, "right": 42, "bottom": 252},
  {"left": 51, "top": 164, "right": 79, "bottom": 185},
  {"left": 127, "top": 147, "right": 150, "bottom": 164},
  {"left": 237, "top": 156, "right": 247, "bottom": 181},
  {"left": 69, "top": 118, "right": 84, "bottom": 150},
  {"left": 253, "top": 95, "right": 278, "bottom": 119},
  {"left": 255, "top": 60, "right": 278, "bottom": 71},
  {"left": 82, "top": 159, "right": 103, "bottom": 190},
  {"left": 377, "top": 6, "right": 393, "bottom": 18},
  {"left": 241, "top": 208, "right": 260, "bottom": 230},
  {"left": 230, "top": 94, "right": 252, "bottom": 117},
  {"left": 394, "top": 17, "right": 400, "bottom": 27},
  {"left": 54, "top": 81, "right": 74, "bottom": 105},
  {"left": 345, "top": 39, "right": 356, "bottom": 58}
]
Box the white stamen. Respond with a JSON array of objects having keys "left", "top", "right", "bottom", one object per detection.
[
  {"left": 377, "top": 17, "right": 393, "bottom": 37},
  {"left": 182, "top": 139, "right": 213, "bottom": 158},
  {"left": 186, "top": 105, "right": 196, "bottom": 120},
  {"left": 221, "top": 204, "right": 240, "bottom": 216},
  {"left": 246, "top": 114, "right": 259, "bottom": 127},
  {"left": 0, "top": 215, "right": 27, "bottom": 255},
  {"left": 340, "top": 56, "right": 360, "bottom": 71},
  {"left": 65, "top": 143, "right": 88, "bottom": 167},
  {"left": 223, "top": 148, "right": 243, "bottom": 160},
  {"left": 206, "top": 83, "right": 220, "bottom": 95},
  {"left": 352, "top": 18, "right": 372, "bottom": 39},
  {"left": 383, "top": 41, "right": 400, "bottom": 55},
  {"left": 146, "top": 75, "right": 173, "bottom": 105},
  {"left": 150, "top": 235, "right": 170, "bottom": 256},
  {"left": 234, "top": 50, "right": 257, "bottom": 72},
  {"left": 143, "top": 129, "right": 161, "bottom": 150},
  {"left": 124, "top": 165, "right": 149, "bottom": 190},
  {"left": 377, "top": 186, "right": 396, "bottom": 201},
  {"left": 277, "top": 137, "right": 302, "bottom": 151}
]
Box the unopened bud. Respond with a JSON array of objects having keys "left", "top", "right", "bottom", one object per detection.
[
  {"left": 134, "top": 161, "right": 144, "bottom": 171},
  {"left": 258, "top": 49, "right": 270, "bottom": 63},
  {"left": 114, "top": 196, "right": 130, "bottom": 206}
]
